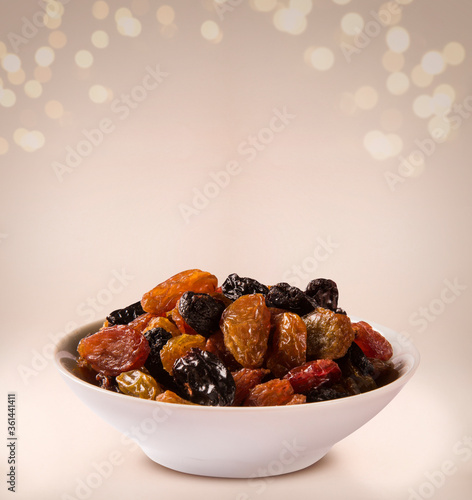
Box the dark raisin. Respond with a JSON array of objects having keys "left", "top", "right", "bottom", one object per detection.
[
  {"left": 337, "top": 342, "right": 375, "bottom": 377},
  {"left": 306, "top": 385, "right": 349, "bottom": 403},
  {"left": 173, "top": 348, "right": 236, "bottom": 406},
  {"left": 305, "top": 278, "right": 338, "bottom": 311},
  {"left": 335, "top": 308, "right": 346, "bottom": 315},
  {"left": 106, "top": 301, "right": 145, "bottom": 326},
  {"left": 178, "top": 292, "right": 225, "bottom": 337},
  {"left": 221, "top": 273, "right": 269, "bottom": 301},
  {"left": 143, "top": 327, "right": 178, "bottom": 392},
  {"left": 369, "top": 358, "right": 399, "bottom": 386},
  {"left": 265, "top": 283, "right": 317, "bottom": 316}
]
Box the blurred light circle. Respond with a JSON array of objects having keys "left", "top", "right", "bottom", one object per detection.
[
  {"left": 411, "top": 64, "right": 434, "bottom": 88},
  {"left": 289, "top": 0, "right": 313, "bottom": 15},
  {"left": 24, "top": 80, "right": 43, "bottom": 98},
  {"left": 386, "top": 26, "right": 410, "bottom": 53},
  {"left": 92, "top": 1, "right": 109, "bottom": 19},
  {"left": 382, "top": 51, "right": 405, "bottom": 72},
  {"left": 442, "top": 41, "right": 466, "bottom": 66},
  {"left": 252, "top": 0, "right": 278, "bottom": 11},
  {"left": 201, "top": 20, "right": 221, "bottom": 41},
  {"left": 434, "top": 83, "right": 456, "bottom": 103},
  {"left": 7, "top": 69, "right": 26, "bottom": 86},
  {"left": 2, "top": 54, "right": 21, "bottom": 72},
  {"left": 354, "top": 86, "right": 378, "bottom": 110},
  {"left": 35, "top": 46, "right": 55, "bottom": 67},
  {"left": 0, "top": 89, "right": 16, "bottom": 107},
  {"left": 364, "top": 130, "right": 393, "bottom": 160},
  {"left": 341, "top": 13, "right": 364, "bottom": 36},
  {"left": 45, "top": 100, "right": 64, "bottom": 119},
  {"left": 89, "top": 84, "right": 108, "bottom": 103},
  {"left": 310, "top": 47, "right": 335, "bottom": 71},
  {"left": 386, "top": 72, "right": 410, "bottom": 95},
  {"left": 413, "top": 95, "right": 434, "bottom": 118},
  {"left": 91, "top": 30, "right": 109, "bottom": 48},
  {"left": 0, "top": 137, "right": 8, "bottom": 155},
  {"left": 34, "top": 66, "right": 52, "bottom": 83},
  {"left": 49, "top": 30, "right": 67, "bottom": 49},
  {"left": 75, "top": 50, "right": 94, "bottom": 68},
  {"left": 156, "top": 5, "right": 175, "bottom": 25},
  {"left": 273, "top": 8, "right": 307, "bottom": 35},
  {"left": 421, "top": 51, "right": 445, "bottom": 75}
]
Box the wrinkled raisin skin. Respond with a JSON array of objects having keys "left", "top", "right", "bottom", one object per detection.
[
  {"left": 143, "top": 327, "right": 178, "bottom": 391},
  {"left": 178, "top": 292, "right": 225, "bottom": 337},
  {"left": 244, "top": 379, "right": 294, "bottom": 407},
  {"left": 77, "top": 325, "right": 150, "bottom": 377},
  {"left": 265, "top": 283, "right": 316, "bottom": 316},
  {"left": 160, "top": 334, "right": 207, "bottom": 375},
  {"left": 221, "top": 273, "right": 269, "bottom": 301},
  {"left": 116, "top": 370, "right": 162, "bottom": 400},
  {"left": 106, "top": 301, "right": 145, "bottom": 326},
  {"left": 305, "top": 279, "right": 339, "bottom": 312},
  {"left": 232, "top": 368, "right": 270, "bottom": 406},
  {"left": 283, "top": 359, "right": 341, "bottom": 394},
  {"left": 352, "top": 321, "right": 393, "bottom": 361},
  {"left": 173, "top": 348, "right": 236, "bottom": 406}
]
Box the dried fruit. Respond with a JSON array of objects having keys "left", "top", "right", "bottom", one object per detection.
[
  {"left": 155, "top": 390, "right": 196, "bottom": 405},
  {"left": 369, "top": 358, "right": 399, "bottom": 386},
  {"left": 306, "top": 385, "right": 349, "bottom": 403},
  {"left": 303, "top": 307, "right": 355, "bottom": 360},
  {"left": 232, "top": 368, "right": 270, "bottom": 406},
  {"left": 220, "top": 294, "right": 271, "bottom": 368},
  {"left": 143, "top": 316, "right": 180, "bottom": 337},
  {"left": 266, "top": 312, "right": 307, "bottom": 377},
  {"left": 169, "top": 304, "right": 198, "bottom": 335},
  {"left": 141, "top": 269, "right": 218, "bottom": 315},
  {"left": 305, "top": 278, "right": 338, "bottom": 311},
  {"left": 116, "top": 369, "right": 163, "bottom": 400},
  {"left": 127, "top": 313, "right": 156, "bottom": 334},
  {"left": 173, "top": 348, "right": 236, "bottom": 406},
  {"left": 143, "top": 327, "right": 177, "bottom": 390},
  {"left": 221, "top": 273, "right": 269, "bottom": 301},
  {"left": 286, "top": 394, "right": 307, "bottom": 405},
  {"left": 205, "top": 331, "right": 241, "bottom": 371},
  {"left": 160, "top": 334, "right": 207, "bottom": 375},
  {"left": 106, "top": 301, "right": 145, "bottom": 326},
  {"left": 244, "top": 379, "right": 294, "bottom": 407},
  {"left": 353, "top": 321, "right": 393, "bottom": 361},
  {"left": 337, "top": 342, "right": 375, "bottom": 378},
  {"left": 77, "top": 325, "right": 150, "bottom": 376},
  {"left": 178, "top": 292, "right": 225, "bottom": 337},
  {"left": 265, "top": 283, "right": 316, "bottom": 316},
  {"left": 283, "top": 359, "right": 341, "bottom": 394}
]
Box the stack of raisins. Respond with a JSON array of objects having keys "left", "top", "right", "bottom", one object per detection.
[{"left": 77, "top": 270, "right": 397, "bottom": 407}]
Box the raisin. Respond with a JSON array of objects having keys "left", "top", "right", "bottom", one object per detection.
[
  {"left": 352, "top": 321, "right": 393, "bottom": 361},
  {"left": 220, "top": 294, "right": 271, "bottom": 368},
  {"left": 337, "top": 342, "right": 375, "bottom": 378},
  {"left": 221, "top": 273, "right": 269, "bottom": 301},
  {"left": 265, "top": 283, "right": 317, "bottom": 316},
  {"left": 160, "top": 333, "right": 207, "bottom": 375},
  {"left": 286, "top": 394, "right": 307, "bottom": 405},
  {"left": 369, "top": 358, "right": 399, "bottom": 386},
  {"left": 141, "top": 269, "right": 218, "bottom": 315},
  {"left": 305, "top": 278, "right": 339, "bottom": 311},
  {"left": 106, "top": 301, "right": 145, "bottom": 326},
  {"left": 127, "top": 313, "right": 156, "bottom": 334},
  {"left": 306, "top": 386, "right": 349, "bottom": 403},
  {"left": 77, "top": 325, "right": 150, "bottom": 377},
  {"left": 178, "top": 292, "right": 226, "bottom": 337},
  {"left": 283, "top": 359, "right": 341, "bottom": 394},
  {"left": 169, "top": 304, "right": 198, "bottom": 335},
  {"left": 143, "top": 327, "right": 178, "bottom": 390},
  {"left": 173, "top": 348, "right": 236, "bottom": 406},
  {"left": 143, "top": 316, "right": 180, "bottom": 337},
  {"left": 266, "top": 312, "right": 307, "bottom": 378},
  {"left": 155, "top": 390, "right": 196, "bottom": 405},
  {"left": 205, "top": 331, "right": 241, "bottom": 371},
  {"left": 303, "top": 307, "right": 355, "bottom": 360},
  {"left": 116, "top": 369, "right": 163, "bottom": 400},
  {"left": 232, "top": 368, "right": 270, "bottom": 406},
  {"left": 244, "top": 379, "right": 294, "bottom": 407}
]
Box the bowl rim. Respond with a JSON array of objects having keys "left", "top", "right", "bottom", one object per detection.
[{"left": 54, "top": 316, "right": 420, "bottom": 412}]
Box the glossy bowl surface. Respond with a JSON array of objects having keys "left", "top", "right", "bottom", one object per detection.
[{"left": 55, "top": 317, "right": 419, "bottom": 478}]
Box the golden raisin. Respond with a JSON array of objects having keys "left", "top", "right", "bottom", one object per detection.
[
  {"left": 220, "top": 294, "right": 271, "bottom": 368},
  {"left": 232, "top": 368, "right": 270, "bottom": 406},
  {"left": 143, "top": 316, "right": 181, "bottom": 337},
  {"left": 116, "top": 369, "right": 163, "bottom": 400},
  {"left": 244, "top": 379, "right": 294, "bottom": 407},
  {"left": 159, "top": 333, "right": 207, "bottom": 374},
  {"left": 155, "top": 390, "right": 196, "bottom": 405}
]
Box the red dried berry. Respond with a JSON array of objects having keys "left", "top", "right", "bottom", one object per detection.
[
  {"left": 353, "top": 321, "right": 393, "bottom": 361},
  {"left": 283, "top": 359, "right": 342, "bottom": 394}
]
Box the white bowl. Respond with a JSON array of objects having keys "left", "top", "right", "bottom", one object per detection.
[{"left": 54, "top": 317, "right": 419, "bottom": 478}]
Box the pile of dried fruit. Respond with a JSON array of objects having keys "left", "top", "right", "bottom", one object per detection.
[{"left": 76, "top": 269, "right": 398, "bottom": 406}]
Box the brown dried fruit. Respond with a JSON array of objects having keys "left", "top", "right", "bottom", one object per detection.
[
  {"left": 352, "top": 321, "right": 393, "bottom": 361},
  {"left": 77, "top": 325, "right": 150, "bottom": 376},
  {"left": 283, "top": 359, "right": 342, "bottom": 394},
  {"left": 244, "top": 379, "right": 294, "bottom": 407},
  {"left": 143, "top": 316, "right": 181, "bottom": 337},
  {"left": 141, "top": 269, "right": 218, "bottom": 315},
  {"left": 232, "top": 368, "right": 270, "bottom": 406},
  {"left": 205, "top": 331, "right": 241, "bottom": 371},
  {"left": 159, "top": 333, "right": 206, "bottom": 374},
  {"left": 155, "top": 390, "right": 196, "bottom": 405},
  {"left": 266, "top": 312, "right": 307, "bottom": 377},
  {"left": 116, "top": 369, "right": 163, "bottom": 400},
  {"left": 286, "top": 394, "right": 307, "bottom": 405},
  {"left": 220, "top": 294, "right": 271, "bottom": 368},
  {"left": 303, "top": 307, "right": 355, "bottom": 360}
]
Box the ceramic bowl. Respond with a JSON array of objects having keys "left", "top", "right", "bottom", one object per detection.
[{"left": 54, "top": 317, "right": 419, "bottom": 478}]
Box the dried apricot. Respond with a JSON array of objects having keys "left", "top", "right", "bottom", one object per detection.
[
  {"left": 77, "top": 325, "right": 150, "bottom": 376},
  {"left": 141, "top": 269, "right": 218, "bottom": 315},
  {"left": 220, "top": 294, "right": 271, "bottom": 368}
]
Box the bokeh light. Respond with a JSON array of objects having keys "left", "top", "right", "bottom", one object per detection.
[
  {"left": 91, "top": 30, "right": 109, "bottom": 48},
  {"left": 354, "top": 86, "right": 378, "bottom": 110},
  {"left": 49, "top": 30, "right": 67, "bottom": 49},
  {"left": 378, "top": 2, "right": 402, "bottom": 25},
  {"left": 386, "top": 72, "right": 410, "bottom": 95},
  {"left": 35, "top": 47, "right": 55, "bottom": 67},
  {"left": 310, "top": 47, "right": 335, "bottom": 71},
  {"left": 0, "top": 89, "right": 16, "bottom": 107},
  {"left": 289, "top": 0, "right": 313, "bottom": 15},
  {"left": 34, "top": 66, "right": 52, "bottom": 83},
  {"left": 24, "top": 80, "right": 43, "bottom": 98},
  {"left": 92, "top": 1, "right": 109, "bottom": 19},
  {"left": 382, "top": 51, "right": 405, "bottom": 72},
  {"left": 421, "top": 51, "right": 445, "bottom": 75},
  {"left": 273, "top": 8, "right": 307, "bottom": 35},
  {"left": 332, "top": 0, "right": 351, "bottom": 5},
  {"left": 14, "top": 128, "right": 45, "bottom": 152},
  {"left": 7, "top": 70, "right": 26, "bottom": 86},
  {"left": 0, "top": 42, "right": 7, "bottom": 59},
  {"left": 386, "top": 27, "right": 410, "bottom": 53},
  {"left": 413, "top": 95, "right": 433, "bottom": 118},
  {"left": 2, "top": 54, "right": 21, "bottom": 72},
  {"left": 201, "top": 20, "right": 222, "bottom": 43},
  {"left": 341, "top": 13, "right": 364, "bottom": 36},
  {"left": 0, "top": 137, "right": 9, "bottom": 155},
  {"left": 434, "top": 83, "right": 456, "bottom": 103},
  {"left": 89, "top": 85, "right": 108, "bottom": 103},
  {"left": 75, "top": 50, "right": 94, "bottom": 69},
  {"left": 442, "top": 41, "right": 466, "bottom": 66},
  {"left": 45, "top": 100, "right": 64, "bottom": 119},
  {"left": 411, "top": 64, "right": 434, "bottom": 88},
  {"left": 251, "top": 0, "right": 278, "bottom": 11},
  {"left": 156, "top": 5, "right": 175, "bottom": 24},
  {"left": 364, "top": 130, "right": 394, "bottom": 160}
]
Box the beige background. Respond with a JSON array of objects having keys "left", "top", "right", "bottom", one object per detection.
[{"left": 1, "top": 1, "right": 471, "bottom": 499}]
